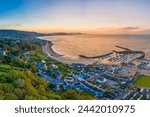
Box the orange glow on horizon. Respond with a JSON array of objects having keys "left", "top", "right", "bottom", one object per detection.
[{"left": 11, "top": 25, "right": 150, "bottom": 34}]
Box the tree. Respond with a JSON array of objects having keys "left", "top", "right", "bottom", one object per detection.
[
  {"left": 13, "top": 79, "right": 25, "bottom": 88},
  {"left": 46, "top": 92, "right": 61, "bottom": 100},
  {"left": 0, "top": 90, "right": 5, "bottom": 99},
  {"left": 14, "top": 88, "right": 24, "bottom": 99},
  {"left": 0, "top": 83, "right": 3, "bottom": 90},
  {"left": 4, "top": 93, "right": 18, "bottom": 100},
  {"left": 2, "top": 83, "right": 14, "bottom": 93},
  {"left": 37, "top": 84, "right": 46, "bottom": 96},
  {"left": 15, "top": 57, "right": 26, "bottom": 68},
  {"left": 62, "top": 90, "right": 94, "bottom": 100}
]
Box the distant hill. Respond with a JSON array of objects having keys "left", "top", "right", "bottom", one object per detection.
[
  {"left": 0, "top": 29, "right": 83, "bottom": 41},
  {"left": 0, "top": 30, "right": 45, "bottom": 40},
  {"left": 45, "top": 32, "right": 83, "bottom": 35}
]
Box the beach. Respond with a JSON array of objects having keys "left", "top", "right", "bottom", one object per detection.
[{"left": 42, "top": 40, "right": 95, "bottom": 64}]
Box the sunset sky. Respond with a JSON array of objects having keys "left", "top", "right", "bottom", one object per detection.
[{"left": 0, "top": 0, "right": 150, "bottom": 34}]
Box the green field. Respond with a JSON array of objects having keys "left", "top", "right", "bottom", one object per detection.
[
  {"left": 0, "top": 64, "right": 11, "bottom": 70},
  {"left": 0, "top": 64, "right": 12, "bottom": 80},
  {"left": 0, "top": 64, "right": 12, "bottom": 74},
  {"left": 134, "top": 76, "right": 150, "bottom": 88}
]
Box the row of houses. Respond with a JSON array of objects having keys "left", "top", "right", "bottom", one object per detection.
[{"left": 122, "top": 88, "right": 150, "bottom": 100}]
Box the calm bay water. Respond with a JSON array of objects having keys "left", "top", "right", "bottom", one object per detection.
[{"left": 40, "top": 35, "right": 150, "bottom": 63}]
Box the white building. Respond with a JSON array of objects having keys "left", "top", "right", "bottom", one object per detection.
[{"left": 0, "top": 49, "right": 6, "bottom": 55}]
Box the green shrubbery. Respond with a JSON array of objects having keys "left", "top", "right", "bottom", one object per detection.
[{"left": 0, "top": 39, "right": 94, "bottom": 100}]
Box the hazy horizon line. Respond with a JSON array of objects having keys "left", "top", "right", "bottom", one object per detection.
[{"left": 1, "top": 29, "right": 150, "bottom": 36}]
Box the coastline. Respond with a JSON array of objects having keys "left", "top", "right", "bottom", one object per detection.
[
  {"left": 42, "top": 40, "right": 95, "bottom": 65},
  {"left": 42, "top": 40, "right": 146, "bottom": 65},
  {"left": 43, "top": 41, "right": 62, "bottom": 58},
  {"left": 39, "top": 35, "right": 150, "bottom": 65}
]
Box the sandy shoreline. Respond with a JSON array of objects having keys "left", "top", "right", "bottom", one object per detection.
[
  {"left": 43, "top": 41, "right": 62, "bottom": 58},
  {"left": 42, "top": 40, "right": 95, "bottom": 65}
]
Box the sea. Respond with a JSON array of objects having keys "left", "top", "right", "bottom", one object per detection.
[{"left": 39, "top": 35, "right": 150, "bottom": 64}]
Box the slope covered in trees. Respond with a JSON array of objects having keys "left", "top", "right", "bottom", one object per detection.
[{"left": 0, "top": 38, "right": 94, "bottom": 100}]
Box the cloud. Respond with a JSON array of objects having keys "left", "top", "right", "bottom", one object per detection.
[
  {"left": 15, "top": 24, "right": 22, "bottom": 26},
  {"left": 0, "top": 24, "right": 22, "bottom": 29},
  {"left": 96, "top": 26, "right": 140, "bottom": 31},
  {"left": 121, "top": 26, "right": 140, "bottom": 30},
  {"left": 88, "top": 25, "right": 143, "bottom": 34}
]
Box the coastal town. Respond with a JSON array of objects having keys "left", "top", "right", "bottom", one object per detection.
[{"left": 0, "top": 30, "right": 150, "bottom": 100}]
